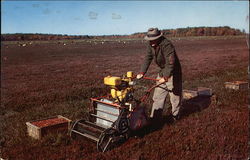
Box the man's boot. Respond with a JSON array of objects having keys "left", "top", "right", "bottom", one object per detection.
[{"left": 149, "top": 109, "right": 163, "bottom": 130}]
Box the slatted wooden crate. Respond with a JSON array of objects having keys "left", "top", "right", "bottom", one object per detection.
[
  {"left": 197, "top": 87, "right": 213, "bottom": 96},
  {"left": 26, "top": 115, "right": 71, "bottom": 139},
  {"left": 225, "top": 81, "right": 248, "bottom": 90},
  {"left": 183, "top": 87, "right": 213, "bottom": 100},
  {"left": 183, "top": 89, "right": 198, "bottom": 100}
]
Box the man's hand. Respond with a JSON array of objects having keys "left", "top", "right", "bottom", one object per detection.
[
  {"left": 136, "top": 74, "right": 144, "bottom": 79},
  {"left": 158, "top": 77, "right": 168, "bottom": 83}
]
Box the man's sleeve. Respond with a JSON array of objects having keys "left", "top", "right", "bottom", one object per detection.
[
  {"left": 140, "top": 44, "right": 153, "bottom": 74},
  {"left": 162, "top": 43, "right": 175, "bottom": 78}
]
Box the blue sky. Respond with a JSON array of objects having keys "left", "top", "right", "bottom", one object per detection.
[{"left": 1, "top": 1, "right": 249, "bottom": 35}]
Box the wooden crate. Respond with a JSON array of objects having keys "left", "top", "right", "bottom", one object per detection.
[
  {"left": 183, "top": 87, "right": 213, "bottom": 100},
  {"left": 183, "top": 89, "right": 198, "bottom": 100},
  {"left": 197, "top": 87, "right": 213, "bottom": 96},
  {"left": 225, "top": 81, "right": 248, "bottom": 90},
  {"left": 26, "top": 115, "right": 71, "bottom": 139}
]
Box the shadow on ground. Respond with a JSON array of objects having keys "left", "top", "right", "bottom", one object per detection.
[
  {"left": 181, "top": 95, "right": 212, "bottom": 117},
  {"left": 132, "top": 95, "right": 213, "bottom": 137}
]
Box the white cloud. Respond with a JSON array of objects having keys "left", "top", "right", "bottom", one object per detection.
[
  {"left": 112, "top": 13, "right": 121, "bottom": 20},
  {"left": 32, "top": 4, "right": 40, "bottom": 8},
  {"left": 89, "top": 11, "right": 98, "bottom": 20},
  {"left": 43, "top": 8, "right": 51, "bottom": 15}
]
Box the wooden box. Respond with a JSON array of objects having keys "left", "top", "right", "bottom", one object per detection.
[
  {"left": 26, "top": 115, "right": 71, "bottom": 139},
  {"left": 197, "top": 87, "right": 213, "bottom": 96},
  {"left": 183, "top": 89, "right": 198, "bottom": 100},
  {"left": 225, "top": 81, "right": 248, "bottom": 90}
]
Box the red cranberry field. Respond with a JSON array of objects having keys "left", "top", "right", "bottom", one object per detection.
[{"left": 1, "top": 36, "right": 249, "bottom": 159}]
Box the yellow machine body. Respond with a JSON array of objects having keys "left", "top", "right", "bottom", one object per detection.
[
  {"left": 104, "top": 71, "right": 134, "bottom": 101},
  {"left": 111, "top": 89, "right": 129, "bottom": 101},
  {"left": 126, "top": 71, "right": 133, "bottom": 78},
  {"left": 104, "top": 76, "right": 121, "bottom": 86}
]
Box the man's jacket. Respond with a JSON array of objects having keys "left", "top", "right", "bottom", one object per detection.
[{"left": 140, "top": 37, "right": 182, "bottom": 93}]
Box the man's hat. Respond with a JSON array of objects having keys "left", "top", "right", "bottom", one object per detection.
[{"left": 144, "top": 28, "right": 163, "bottom": 41}]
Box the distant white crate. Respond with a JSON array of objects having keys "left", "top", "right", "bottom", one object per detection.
[{"left": 225, "top": 81, "right": 248, "bottom": 90}]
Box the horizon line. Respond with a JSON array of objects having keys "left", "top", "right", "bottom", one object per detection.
[{"left": 1, "top": 26, "right": 247, "bottom": 36}]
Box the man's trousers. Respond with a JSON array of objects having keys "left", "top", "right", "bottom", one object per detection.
[{"left": 150, "top": 75, "right": 182, "bottom": 118}]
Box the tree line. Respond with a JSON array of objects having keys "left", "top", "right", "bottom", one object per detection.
[
  {"left": 1, "top": 33, "right": 91, "bottom": 41},
  {"left": 131, "top": 26, "right": 244, "bottom": 38},
  {"left": 1, "top": 26, "right": 245, "bottom": 41}
]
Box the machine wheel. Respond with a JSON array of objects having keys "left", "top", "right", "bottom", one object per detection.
[
  {"left": 113, "top": 108, "right": 130, "bottom": 134},
  {"left": 97, "top": 128, "right": 117, "bottom": 152},
  {"left": 117, "top": 117, "right": 129, "bottom": 134}
]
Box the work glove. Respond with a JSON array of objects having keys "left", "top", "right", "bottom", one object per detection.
[
  {"left": 158, "top": 77, "right": 169, "bottom": 83},
  {"left": 136, "top": 73, "right": 144, "bottom": 79}
]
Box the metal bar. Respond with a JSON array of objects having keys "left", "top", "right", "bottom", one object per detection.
[
  {"left": 77, "top": 122, "right": 105, "bottom": 133},
  {"left": 85, "top": 120, "right": 110, "bottom": 129},
  {"left": 103, "top": 137, "right": 112, "bottom": 152},
  {"left": 82, "top": 121, "right": 107, "bottom": 131},
  {"left": 90, "top": 98, "right": 121, "bottom": 108},
  {"left": 95, "top": 108, "right": 119, "bottom": 117},
  {"left": 90, "top": 114, "right": 115, "bottom": 123},
  {"left": 71, "top": 129, "right": 99, "bottom": 142}
]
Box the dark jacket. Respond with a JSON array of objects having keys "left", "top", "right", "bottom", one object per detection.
[{"left": 140, "top": 37, "right": 182, "bottom": 94}]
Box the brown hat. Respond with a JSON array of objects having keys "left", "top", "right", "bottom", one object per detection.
[{"left": 144, "top": 28, "right": 163, "bottom": 41}]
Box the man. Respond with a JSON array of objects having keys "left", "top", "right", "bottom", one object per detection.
[{"left": 137, "top": 28, "right": 182, "bottom": 121}]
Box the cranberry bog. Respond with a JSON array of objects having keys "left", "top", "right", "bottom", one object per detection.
[{"left": 1, "top": 36, "right": 249, "bottom": 160}]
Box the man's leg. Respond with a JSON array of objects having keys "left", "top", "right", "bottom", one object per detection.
[
  {"left": 168, "top": 76, "right": 182, "bottom": 117},
  {"left": 150, "top": 76, "right": 168, "bottom": 118},
  {"left": 169, "top": 92, "right": 182, "bottom": 116}
]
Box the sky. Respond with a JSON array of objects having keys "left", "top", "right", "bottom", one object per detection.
[{"left": 1, "top": 1, "right": 249, "bottom": 35}]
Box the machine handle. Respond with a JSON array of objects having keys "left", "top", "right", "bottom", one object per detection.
[
  {"left": 132, "top": 74, "right": 158, "bottom": 81},
  {"left": 142, "top": 77, "right": 159, "bottom": 81},
  {"left": 146, "top": 82, "right": 166, "bottom": 93},
  {"left": 133, "top": 75, "right": 172, "bottom": 102},
  {"left": 140, "top": 82, "right": 169, "bottom": 102}
]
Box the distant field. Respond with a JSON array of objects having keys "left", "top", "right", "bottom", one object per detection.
[
  {"left": 1, "top": 36, "right": 248, "bottom": 160},
  {"left": 1, "top": 35, "right": 246, "bottom": 45}
]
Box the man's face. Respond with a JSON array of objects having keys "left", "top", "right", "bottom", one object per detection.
[{"left": 149, "top": 39, "right": 160, "bottom": 47}]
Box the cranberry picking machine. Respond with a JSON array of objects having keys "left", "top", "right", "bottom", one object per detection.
[{"left": 70, "top": 71, "right": 162, "bottom": 152}]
